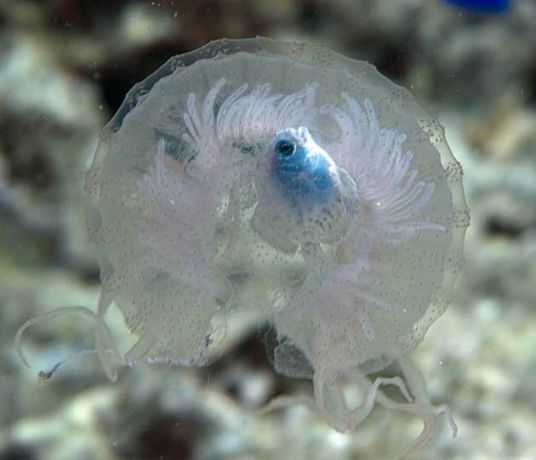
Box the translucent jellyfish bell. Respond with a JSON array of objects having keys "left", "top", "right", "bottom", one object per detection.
[{"left": 16, "top": 38, "right": 469, "bottom": 454}]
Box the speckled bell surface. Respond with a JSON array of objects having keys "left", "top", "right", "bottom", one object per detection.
[{"left": 18, "top": 37, "right": 469, "bottom": 456}]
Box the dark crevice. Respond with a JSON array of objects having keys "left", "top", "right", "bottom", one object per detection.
[{"left": 485, "top": 215, "right": 524, "bottom": 239}]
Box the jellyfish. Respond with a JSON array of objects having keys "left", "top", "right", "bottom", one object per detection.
[{"left": 16, "top": 37, "right": 469, "bottom": 455}]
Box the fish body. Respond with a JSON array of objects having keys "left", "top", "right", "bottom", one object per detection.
[
  {"left": 271, "top": 127, "right": 342, "bottom": 210},
  {"left": 253, "top": 127, "right": 357, "bottom": 252}
]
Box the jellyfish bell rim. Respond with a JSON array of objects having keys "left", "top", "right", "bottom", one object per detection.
[{"left": 103, "top": 36, "right": 397, "bottom": 133}]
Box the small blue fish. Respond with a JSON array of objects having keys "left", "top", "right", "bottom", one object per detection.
[
  {"left": 271, "top": 127, "right": 341, "bottom": 208},
  {"left": 442, "top": 0, "right": 511, "bottom": 13},
  {"left": 253, "top": 127, "right": 357, "bottom": 252}
]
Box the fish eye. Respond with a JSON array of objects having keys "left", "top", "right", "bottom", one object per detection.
[{"left": 275, "top": 139, "right": 296, "bottom": 157}]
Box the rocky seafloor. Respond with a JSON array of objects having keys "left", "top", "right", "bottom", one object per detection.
[{"left": 0, "top": 1, "right": 535, "bottom": 459}]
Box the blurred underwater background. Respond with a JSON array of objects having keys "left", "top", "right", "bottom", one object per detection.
[{"left": 0, "top": 0, "right": 536, "bottom": 459}]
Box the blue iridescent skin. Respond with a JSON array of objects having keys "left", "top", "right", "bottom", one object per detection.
[
  {"left": 442, "top": 0, "right": 510, "bottom": 13},
  {"left": 271, "top": 127, "right": 341, "bottom": 209},
  {"left": 253, "top": 127, "right": 357, "bottom": 253}
]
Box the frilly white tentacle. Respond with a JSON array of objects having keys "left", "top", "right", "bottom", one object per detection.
[
  {"left": 322, "top": 95, "right": 445, "bottom": 245},
  {"left": 182, "top": 78, "right": 318, "bottom": 158}
]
